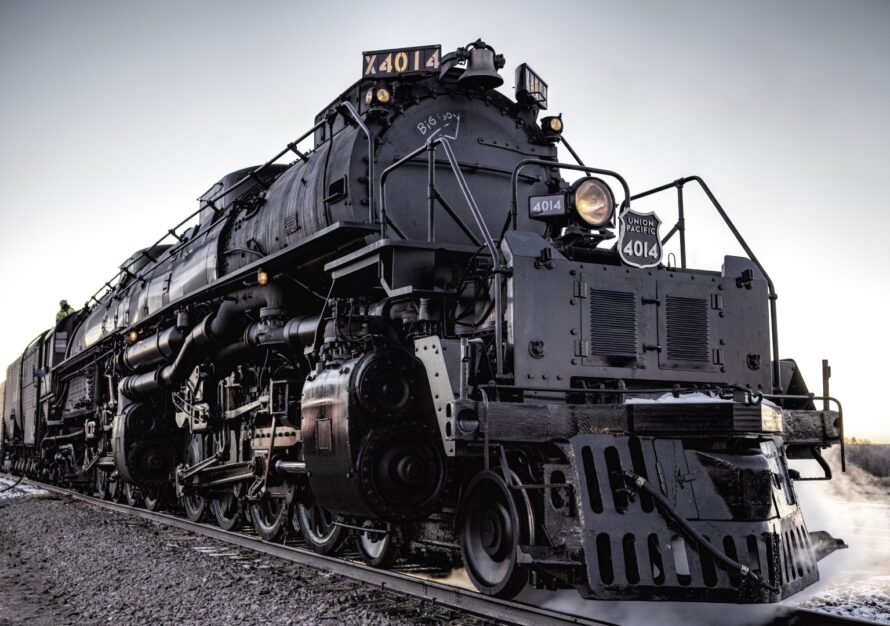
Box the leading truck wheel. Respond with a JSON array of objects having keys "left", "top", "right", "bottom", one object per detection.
[
  {"left": 295, "top": 501, "right": 346, "bottom": 555},
  {"left": 458, "top": 471, "right": 531, "bottom": 599}
]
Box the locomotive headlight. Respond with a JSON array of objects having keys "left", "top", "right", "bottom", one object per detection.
[
  {"left": 257, "top": 269, "right": 269, "bottom": 286},
  {"left": 127, "top": 330, "right": 138, "bottom": 344},
  {"left": 572, "top": 178, "right": 615, "bottom": 227}
]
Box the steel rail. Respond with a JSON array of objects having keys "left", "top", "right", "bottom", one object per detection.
[
  {"left": 8, "top": 475, "right": 613, "bottom": 626},
  {"left": 3, "top": 476, "right": 872, "bottom": 626}
]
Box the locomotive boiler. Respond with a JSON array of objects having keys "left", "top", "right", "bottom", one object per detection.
[{"left": 1, "top": 39, "right": 846, "bottom": 603}]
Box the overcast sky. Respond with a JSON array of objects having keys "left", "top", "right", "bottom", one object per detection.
[{"left": 1, "top": 0, "right": 888, "bottom": 440}]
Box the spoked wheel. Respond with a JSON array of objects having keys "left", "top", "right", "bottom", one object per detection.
[
  {"left": 250, "top": 496, "right": 288, "bottom": 542},
  {"left": 458, "top": 471, "right": 532, "bottom": 599},
  {"left": 142, "top": 485, "right": 165, "bottom": 512},
  {"left": 123, "top": 481, "right": 143, "bottom": 508},
  {"left": 210, "top": 492, "right": 242, "bottom": 531},
  {"left": 93, "top": 469, "right": 110, "bottom": 500},
  {"left": 295, "top": 501, "right": 346, "bottom": 555},
  {"left": 355, "top": 523, "right": 399, "bottom": 569},
  {"left": 181, "top": 435, "right": 207, "bottom": 522}
]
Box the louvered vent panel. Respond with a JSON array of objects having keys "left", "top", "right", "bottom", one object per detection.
[
  {"left": 590, "top": 289, "right": 638, "bottom": 357},
  {"left": 665, "top": 296, "right": 709, "bottom": 361}
]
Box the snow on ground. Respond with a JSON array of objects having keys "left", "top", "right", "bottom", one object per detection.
[
  {"left": 0, "top": 475, "right": 47, "bottom": 501},
  {"left": 788, "top": 448, "right": 890, "bottom": 623}
]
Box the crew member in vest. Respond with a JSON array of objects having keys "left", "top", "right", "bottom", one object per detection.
[{"left": 56, "top": 299, "right": 74, "bottom": 323}]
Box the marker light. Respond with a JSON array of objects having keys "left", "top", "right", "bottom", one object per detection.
[
  {"left": 257, "top": 270, "right": 269, "bottom": 286},
  {"left": 572, "top": 178, "right": 615, "bottom": 227},
  {"left": 541, "top": 115, "right": 563, "bottom": 135},
  {"left": 365, "top": 87, "right": 392, "bottom": 106},
  {"left": 127, "top": 330, "right": 138, "bottom": 344}
]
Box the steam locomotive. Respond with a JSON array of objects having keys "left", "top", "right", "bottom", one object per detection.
[{"left": 1, "top": 40, "right": 845, "bottom": 603}]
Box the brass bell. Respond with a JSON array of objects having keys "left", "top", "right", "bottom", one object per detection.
[{"left": 458, "top": 42, "right": 504, "bottom": 90}]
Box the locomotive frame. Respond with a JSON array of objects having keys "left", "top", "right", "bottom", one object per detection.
[{"left": 2, "top": 39, "right": 845, "bottom": 604}]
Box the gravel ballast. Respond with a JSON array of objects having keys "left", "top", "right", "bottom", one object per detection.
[{"left": 0, "top": 490, "right": 488, "bottom": 626}]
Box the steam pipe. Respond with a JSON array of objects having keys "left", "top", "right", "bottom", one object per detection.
[
  {"left": 209, "top": 284, "right": 284, "bottom": 339},
  {"left": 122, "top": 326, "right": 183, "bottom": 372},
  {"left": 120, "top": 284, "right": 286, "bottom": 400},
  {"left": 242, "top": 315, "right": 319, "bottom": 349}
]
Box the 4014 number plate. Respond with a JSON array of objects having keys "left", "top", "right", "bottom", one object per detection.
[
  {"left": 363, "top": 45, "right": 441, "bottom": 78},
  {"left": 529, "top": 193, "right": 566, "bottom": 218}
]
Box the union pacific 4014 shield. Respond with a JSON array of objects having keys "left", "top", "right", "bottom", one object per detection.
[{"left": 618, "top": 208, "right": 662, "bottom": 268}]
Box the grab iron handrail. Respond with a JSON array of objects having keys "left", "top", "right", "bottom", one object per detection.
[
  {"left": 380, "top": 137, "right": 506, "bottom": 375},
  {"left": 79, "top": 100, "right": 379, "bottom": 315},
  {"left": 508, "top": 159, "right": 632, "bottom": 232},
  {"left": 631, "top": 176, "right": 782, "bottom": 393}
]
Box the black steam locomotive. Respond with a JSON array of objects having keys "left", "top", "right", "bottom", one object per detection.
[{"left": 2, "top": 40, "right": 845, "bottom": 603}]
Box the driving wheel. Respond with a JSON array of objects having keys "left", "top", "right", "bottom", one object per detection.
[
  {"left": 295, "top": 501, "right": 346, "bottom": 555},
  {"left": 181, "top": 435, "right": 207, "bottom": 522},
  {"left": 123, "top": 481, "right": 143, "bottom": 508},
  {"left": 355, "top": 523, "right": 399, "bottom": 569},
  {"left": 142, "top": 485, "right": 164, "bottom": 511},
  {"left": 210, "top": 491, "right": 242, "bottom": 531},
  {"left": 250, "top": 496, "right": 288, "bottom": 542}
]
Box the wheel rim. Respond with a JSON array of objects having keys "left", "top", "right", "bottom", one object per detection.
[
  {"left": 296, "top": 502, "right": 345, "bottom": 554},
  {"left": 143, "top": 486, "right": 163, "bottom": 511},
  {"left": 123, "top": 482, "right": 142, "bottom": 508},
  {"left": 359, "top": 531, "right": 390, "bottom": 560},
  {"left": 355, "top": 522, "right": 398, "bottom": 568},
  {"left": 459, "top": 471, "right": 529, "bottom": 598},
  {"left": 210, "top": 493, "right": 241, "bottom": 531},
  {"left": 250, "top": 497, "right": 286, "bottom": 541},
  {"left": 181, "top": 435, "right": 207, "bottom": 521}
]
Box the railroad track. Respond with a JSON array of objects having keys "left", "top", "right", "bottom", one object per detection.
[{"left": 1, "top": 475, "right": 876, "bottom": 626}]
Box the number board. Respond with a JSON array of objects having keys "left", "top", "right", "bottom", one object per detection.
[
  {"left": 363, "top": 45, "right": 441, "bottom": 78},
  {"left": 515, "top": 63, "right": 548, "bottom": 109},
  {"left": 529, "top": 193, "right": 566, "bottom": 219}
]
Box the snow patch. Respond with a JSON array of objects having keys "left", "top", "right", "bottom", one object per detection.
[
  {"left": 0, "top": 475, "right": 47, "bottom": 500},
  {"left": 625, "top": 392, "right": 732, "bottom": 404}
]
